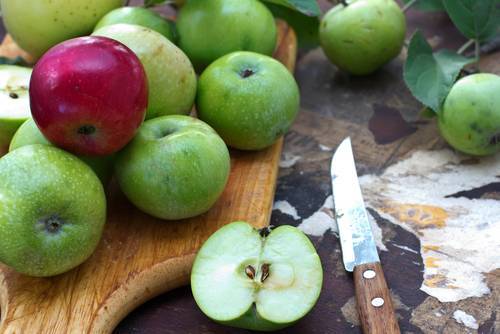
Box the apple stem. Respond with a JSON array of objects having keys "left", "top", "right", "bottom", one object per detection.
[
  {"left": 474, "top": 40, "right": 480, "bottom": 63},
  {"left": 259, "top": 226, "right": 273, "bottom": 238},
  {"left": 402, "top": 0, "right": 418, "bottom": 12},
  {"left": 260, "top": 263, "right": 270, "bottom": 283},
  {"left": 245, "top": 265, "right": 256, "bottom": 279},
  {"left": 457, "top": 39, "right": 475, "bottom": 55}
]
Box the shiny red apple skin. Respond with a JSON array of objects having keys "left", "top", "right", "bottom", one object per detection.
[{"left": 30, "top": 36, "right": 148, "bottom": 156}]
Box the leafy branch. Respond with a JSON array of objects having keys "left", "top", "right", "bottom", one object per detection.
[{"left": 403, "top": 0, "right": 499, "bottom": 114}]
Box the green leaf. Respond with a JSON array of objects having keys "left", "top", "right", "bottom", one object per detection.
[
  {"left": 261, "top": 0, "right": 320, "bottom": 17},
  {"left": 0, "top": 56, "right": 29, "bottom": 67},
  {"left": 266, "top": 3, "right": 319, "bottom": 49},
  {"left": 403, "top": 31, "right": 473, "bottom": 113},
  {"left": 402, "top": 0, "right": 445, "bottom": 12},
  {"left": 443, "top": 0, "right": 500, "bottom": 42}
]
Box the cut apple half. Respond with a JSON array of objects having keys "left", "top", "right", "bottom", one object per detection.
[
  {"left": 0, "top": 65, "right": 32, "bottom": 153},
  {"left": 191, "top": 221, "right": 323, "bottom": 331}
]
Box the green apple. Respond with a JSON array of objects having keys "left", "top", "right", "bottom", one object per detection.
[
  {"left": 177, "top": 0, "right": 277, "bottom": 71},
  {"left": 197, "top": 51, "right": 300, "bottom": 150},
  {"left": 319, "top": 0, "right": 406, "bottom": 75},
  {"left": 191, "top": 221, "right": 323, "bottom": 331},
  {"left": 0, "top": 145, "right": 106, "bottom": 277},
  {"left": 0, "top": 0, "right": 124, "bottom": 59},
  {"left": 93, "top": 24, "right": 197, "bottom": 119},
  {"left": 94, "top": 7, "right": 176, "bottom": 43},
  {"left": 438, "top": 73, "right": 500, "bottom": 156},
  {"left": 9, "top": 119, "right": 115, "bottom": 184},
  {"left": 0, "top": 65, "right": 31, "bottom": 156},
  {"left": 115, "top": 115, "right": 230, "bottom": 220}
]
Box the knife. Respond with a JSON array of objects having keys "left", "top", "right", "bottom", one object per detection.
[{"left": 331, "top": 137, "right": 400, "bottom": 334}]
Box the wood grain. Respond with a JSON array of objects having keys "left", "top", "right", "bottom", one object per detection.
[
  {"left": 0, "top": 20, "right": 297, "bottom": 333},
  {"left": 353, "top": 262, "right": 400, "bottom": 334}
]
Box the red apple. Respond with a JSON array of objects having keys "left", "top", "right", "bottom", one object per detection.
[{"left": 30, "top": 36, "right": 148, "bottom": 156}]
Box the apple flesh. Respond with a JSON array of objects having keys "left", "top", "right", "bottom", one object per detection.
[
  {"left": 439, "top": 73, "right": 500, "bottom": 156},
  {"left": 0, "top": 65, "right": 32, "bottom": 156},
  {"left": 319, "top": 0, "right": 406, "bottom": 75},
  {"left": 30, "top": 36, "right": 148, "bottom": 156},
  {"left": 94, "top": 7, "right": 176, "bottom": 43},
  {"left": 177, "top": 0, "right": 277, "bottom": 71},
  {"left": 93, "top": 24, "right": 196, "bottom": 119},
  {"left": 0, "top": 145, "right": 106, "bottom": 277},
  {"left": 115, "top": 115, "right": 230, "bottom": 220},
  {"left": 191, "top": 221, "right": 323, "bottom": 331},
  {"left": 9, "top": 119, "right": 115, "bottom": 184},
  {"left": 197, "top": 51, "right": 300, "bottom": 150},
  {"left": 0, "top": 0, "right": 123, "bottom": 59}
]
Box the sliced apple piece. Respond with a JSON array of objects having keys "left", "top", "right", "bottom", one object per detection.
[
  {"left": 191, "top": 221, "right": 323, "bottom": 331},
  {"left": 0, "top": 65, "right": 31, "bottom": 155}
]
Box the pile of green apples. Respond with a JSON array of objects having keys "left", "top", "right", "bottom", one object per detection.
[{"left": 0, "top": 0, "right": 324, "bottom": 331}]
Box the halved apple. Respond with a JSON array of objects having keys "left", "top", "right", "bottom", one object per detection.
[
  {"left": 0, "top": 65, "right": 31, "bottom": 155},
  {"left": 191, "top": 221, "right": 323, "bottom": 331}
]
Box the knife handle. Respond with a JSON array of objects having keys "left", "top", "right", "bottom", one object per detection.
[{"left": 353, "top": 262, "right": 400, "bottom": 334}]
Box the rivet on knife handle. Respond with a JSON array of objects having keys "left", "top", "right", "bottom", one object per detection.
[{"left": 353, "top": 262, "right": 400, "bottom": 334}]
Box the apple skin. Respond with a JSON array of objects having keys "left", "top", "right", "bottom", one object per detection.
[
  {"left": 30, "top": 36, "right": 148, "bottom": 156},
  {"left": 0, "top": 65, "right": 32, "bottom": 156},
  {"left": 94, "top": 7, "right": 176, "bottom": 43},
  {"left": 9, "top": 119, "right": 115, "bottom": 185},
  {"left": 0, "top": 145, "right": 106, "bottom": 277},
  {"left": 438, "top": 73, "right": 500, "bottom": 156},
  {"left": 197, "top": 51, "right": 300, "bottom": 150},
  {"left": 93, "top": 24, "right": 196, "bottom": 119},
  {"left": 0, "top": 0, "right": 123, "bottom": 59},
  {"left": 177, "top": 0, "right": 277, "bottom": 71},
  {"left": 319, "top": 0, "right": 406, "bottom": 75},
  {"left": 115, "top": 115, "right": 230, "bottom": 220}
]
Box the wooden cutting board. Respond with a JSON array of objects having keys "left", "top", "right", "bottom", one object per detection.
[{"left": 0, "top": 21, "right": 297, "bottom": 333}]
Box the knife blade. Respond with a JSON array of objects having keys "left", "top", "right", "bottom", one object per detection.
[
  {"left": 331, "top": 137, "right": 400, "bottom": 334},
  {"left": 330, "top": 137, "right": 379, "bottom": 272}
]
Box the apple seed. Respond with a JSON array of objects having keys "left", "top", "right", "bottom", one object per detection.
[
  {"left": 245, "top": 265, "right": 256, "bottom": 279},
  {"left": 9, "top": 92, "right": 19, "bottom": 99},
  {"left": 260, "top": 263, "right": 270, "bottom": 283}
]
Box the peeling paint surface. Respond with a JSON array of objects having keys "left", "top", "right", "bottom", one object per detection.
[
  {"left": 453, "top": 310, "right": 479, "bottom": 329},
  {"left": 319, "top": 144, "right": 332, "bottom": 151},
  {"left": 297, "top": 195, "right": 387, "bottom": 251},
  {"left": 273, "top": 200, "right": 300, "bottom": 220},
  {"left": 359, "top": 149, "right": 500, "bottom": 302},
  {"left": 279, "top": 153, "right": 301, "bottom": 168},
  {"left": 298, "top": 195, "right": 336, "bottom": 236}
]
